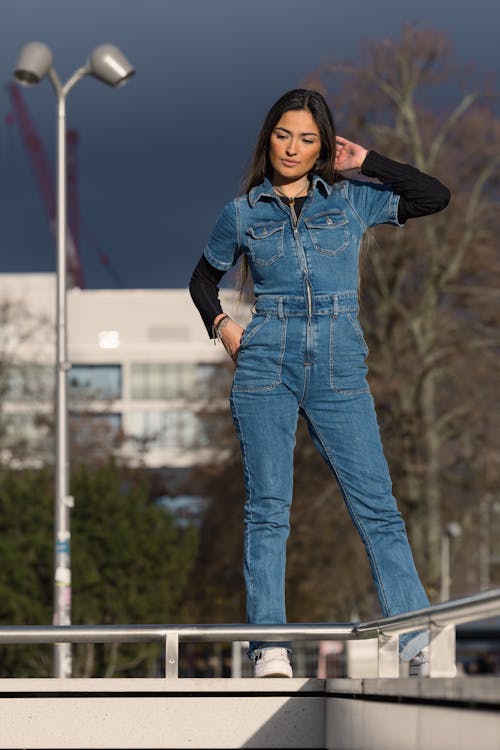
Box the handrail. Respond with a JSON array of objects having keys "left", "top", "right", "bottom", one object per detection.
[
  {"left": 0, "top": 622, "right": 356, "bottom": 644},
  {"left": 355, "top": 588, "right": 500, "bottom": 637},
  {"left": 0, "top": 588, "right": 499, "bottom": 678}
]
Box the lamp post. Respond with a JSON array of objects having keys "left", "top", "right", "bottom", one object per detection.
[
  {"left": 440, "top": 522, "right": 462, "bottom": 602},
  {"left": 13, "top": 42, "right": 134, "bottom": 678}
]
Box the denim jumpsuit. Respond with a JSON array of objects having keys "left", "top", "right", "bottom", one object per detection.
[{"left": 204, "top": 174, "right": 430, "bottom": 660}]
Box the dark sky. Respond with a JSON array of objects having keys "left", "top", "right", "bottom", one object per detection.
[{"left": 0, "top": 0, "right": 498, "bottom": 289}]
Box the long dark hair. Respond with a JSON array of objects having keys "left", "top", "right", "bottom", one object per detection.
[
  {"left": 242, "top": 88, "right": 341, "bottom": 194},
  {"left": 239, "top": 89, "right": 342, "bottom": 293}
]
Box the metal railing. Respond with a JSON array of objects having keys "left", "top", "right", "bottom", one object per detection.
[{"left": 0, "top": 589, "right": 498, "bottom": 678}]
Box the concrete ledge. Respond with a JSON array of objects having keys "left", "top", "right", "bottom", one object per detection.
[
  {"left": 325, "top": 678, "right": 500, "bottom": 750},
  {"left": 0, "top": 678, "right": 325, "bottom": 749},
  {"left": 0, "top": 676, "right": 323, "bottom": 694},
  {"left": 1, "top": 677, "right": 499, "bottom": 749},
  {"left": 326, "top": 676, "right": 500, "bottom": 705}
]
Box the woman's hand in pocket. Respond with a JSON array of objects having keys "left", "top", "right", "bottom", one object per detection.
[{"left": 218, "top": 319, "right": 245, "bottom": 364}]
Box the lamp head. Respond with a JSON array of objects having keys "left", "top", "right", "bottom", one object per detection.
[
  {"left": 444, "top": 522, "right": 462, "bottom": 539},
  {"left": 87, "top": 45, "right": 135, "bottom": 87},
  {"left": 14, "top": 42, "right": 53, "bottom": 86}
]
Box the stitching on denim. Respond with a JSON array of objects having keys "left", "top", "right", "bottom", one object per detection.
[
  {"left": 278, "top": 317, "right": 288, "bottom": 374},
  {"left": 239, "top": 314, "right": 270, "bottom": 350},
  {"left": 329, "top": 315, "right": 370, "bottom": 396},
  {"left": 390, "top": 192, "right": 405, "bottom": 227},
  {"left": 255, "top": 292, "right": 359, "bottom": 318},
  {"left": 235, "top": 197, "right": 241, "bottom": 249},
  {"left": 344, "top": 182, "right": 368, "bottom": 233},
  {"left": 347, "top": 313, "right": 369, "bottom": 356},
  {"left": 247, "top": 223, "right": 285, "bottom": 267},
  {"left": 299, "top": 363, "right": 310, "bottom": 406},
  {"left": 232, "top": 316, "right": 287, "bottom": 392},
  {"left": 301, "top": 406, "right": 390, "bottom": 615},
  {"left": 308, "top": 227, "right": 350, "bottom": 257},
  {"left": 304, "top": 209, "right": 350, "bottom": 257},
  {"left": 230, "top": 393, "right": 256, "bottom": 622},
  {"left": 304, "top": 209, "right": 348, "bottom": 226},
  {"left": 203, "top": 245, "right": 232, "bottom": 272}
]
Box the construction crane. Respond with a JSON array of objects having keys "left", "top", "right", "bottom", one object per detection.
[{"left": 7, "top": 82, "right": 125, "bottom": 289}]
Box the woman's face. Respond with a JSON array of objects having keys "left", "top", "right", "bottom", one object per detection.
[{"left": 268, "top": 108, "right": 322, "bottom": 185}]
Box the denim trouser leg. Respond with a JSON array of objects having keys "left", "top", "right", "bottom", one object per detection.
[
  {"left": 230, "top": 301, "right": 429, "bottom": 661},
  {"left": 230, "top": 386, "right": 299, "bottom": 654},
  {"left": 301, "top": 390, "right": 429, "bottom": 657}
]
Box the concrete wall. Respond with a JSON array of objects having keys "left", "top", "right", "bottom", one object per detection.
[
  {"left": 325, "top": 678, "right": 500, "bottom": 750},
  {"left": 0, "top": 676, "right": 499, "bottom": 749}
]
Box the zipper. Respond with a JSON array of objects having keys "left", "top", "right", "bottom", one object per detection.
[
  {"left": 289, "top": 198, "right": 299, "bottom": 231},
  {"left": 305, "top": 277, "right": 312, "bottom": 318},
  {"left": 289, "top": 198, "right": 312, "bottom": 317}
]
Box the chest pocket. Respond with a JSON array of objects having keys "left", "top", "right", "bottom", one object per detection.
[
  {"left": 246, "top": 221, "right": 285, "bottom": 266},
  {"left": 304, "top": 210, "right": 349, "bottom": 256}
]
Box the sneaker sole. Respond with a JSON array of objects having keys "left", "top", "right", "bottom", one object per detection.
[{"left": 255, "top": 661, "right": 293, "bottom": 679}]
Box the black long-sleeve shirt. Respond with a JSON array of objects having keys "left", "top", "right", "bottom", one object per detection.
[{"left": 189, "top": 150, "right": 450, "bottom": 337}]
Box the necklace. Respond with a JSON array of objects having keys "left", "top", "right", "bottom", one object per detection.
[
  {"left": 272, "top": 180, "right": 309, "bottom": 229},
  {"left": 272, "top": 180, "right": 310, "bottom": 206}
]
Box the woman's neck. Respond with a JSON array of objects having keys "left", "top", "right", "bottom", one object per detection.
[{"left": 271, "top": 173, "right": 310, "bottom": 198}]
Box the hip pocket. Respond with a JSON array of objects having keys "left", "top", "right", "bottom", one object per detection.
[
  {"left": 329, "top": 313, "right": 370, "bottom": 395},
  {"left": 233, "top": 315, "right": 287, "bottom": 392}
]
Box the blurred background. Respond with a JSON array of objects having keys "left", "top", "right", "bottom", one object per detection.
[
  {"left": 0, "top": 0, "right": 499, "bottom": 678},
  {"left": 1, "top": 0, "right": 499, "bottom": 287}
]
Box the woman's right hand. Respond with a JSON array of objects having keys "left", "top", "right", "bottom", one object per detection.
[{"left": 215, "top": 317, "right": 245, "bottom": 364}]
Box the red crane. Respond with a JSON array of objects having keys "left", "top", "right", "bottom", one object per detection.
[{"left": 7, "top": 82, "right": 84, "bottom": 288}]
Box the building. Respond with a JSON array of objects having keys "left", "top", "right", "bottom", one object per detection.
[{"left": 0, "top": 273, "right": 250, "bottom": 471}]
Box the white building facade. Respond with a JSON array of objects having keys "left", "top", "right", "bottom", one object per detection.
[{"left": 0, "top": 274, "right": 249, "bottom": 469}]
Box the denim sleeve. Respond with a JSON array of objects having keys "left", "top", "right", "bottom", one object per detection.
[
  {"left": 346, "top": 179, "right": 404, "bottom": 230},
  {"left": 203, "top": 200, "right": 242, "bottom": 271}
]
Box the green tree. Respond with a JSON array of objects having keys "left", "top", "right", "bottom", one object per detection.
[
  {"left": 0, "top": 299, "right": 54, "bottom": 468},
  {"left": 0, "top": 468, "right": 53, "bottom": 675},
  {"left": 0, "top": 462, "right": 198, "bottom": 677}
]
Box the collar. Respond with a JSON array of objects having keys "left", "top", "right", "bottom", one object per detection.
[{"left": 248, "top": 173, "right": 333, "bottom": 207}]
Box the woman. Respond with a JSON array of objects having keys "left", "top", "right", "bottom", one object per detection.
[{"left": 189, "top": 89, "right": 449, "bottom": 678}]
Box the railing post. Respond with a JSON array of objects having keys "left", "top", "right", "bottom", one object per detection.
[
  {"left": 377, "top": 633, "right": 399, "bottom": 678},
  {"left": 165, "top": 631, "right": 179, "bottom": 678},
  {"left": 429, "top": 623, "right": 456, "bottom": 677},
  {"left": 231, "top": 641, "right": 243, "bottom": 678}
]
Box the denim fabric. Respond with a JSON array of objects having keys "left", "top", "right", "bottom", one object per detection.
[
  {"left": 230, "top": 296, "right": 429, "bottom": 659},
  {"left": 203, "top": 174, "right": 402, "bottom": 296},
  {"left": 207, "top": 175, "right": 429, "bottom": 661}
]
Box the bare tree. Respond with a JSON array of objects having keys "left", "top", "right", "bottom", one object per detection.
[
  {"left": 0, "top": 294, "right": 135, "bottom": 470},
  {"left": 305, "top": 24, "right": 500, "bottom": 595},
  {"left": 184, "top": 27, "right": 500, "bottom": 630},
  {"left": 0, "top": 298, "right": 54, "bottom": 468}
]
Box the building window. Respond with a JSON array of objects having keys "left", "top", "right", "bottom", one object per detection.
[
  {"left": 127, "top": 409, "right": 207, "bottom": 450},
  {"left": 131, "top": 363, "right": 195, "bottom": 400},
  {"left": 2, "top": 412, "right": 53, "bottom": 457},
  {"left": 69, "top": 364, "right": 122, "bottom": 401},
  {"left": 195, "top": 363, "right": 226, "bottom": 399},
  {"left": 3, "top": 364, "right": 54, "bottom": 402},
  {"left": 69, "top": 412, "right": 122, "bottom": 447},
  {"left": 130, "top": 363, "right": 226, "bottom": 400}
]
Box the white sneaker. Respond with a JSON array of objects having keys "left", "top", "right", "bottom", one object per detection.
[
  {"left": 409, "top": 647, "right": 430, "bottom": 677},
  {"left": 408, "top": 647, "right": 458, "bottom": 677},
  {"left": 254, "top": 648, "right": 293, "bottom": 678}
]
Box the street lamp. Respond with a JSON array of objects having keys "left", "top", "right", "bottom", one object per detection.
[
  {"left": 13, "top": 42, "right": 134, "bottom": 678},
  {"left": 440, "top": 522, "right": 462, "bottom": 602}
]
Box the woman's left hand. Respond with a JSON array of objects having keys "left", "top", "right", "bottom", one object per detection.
[{"left": 335, "top": 136, "right": 369, "bottom": 171}]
